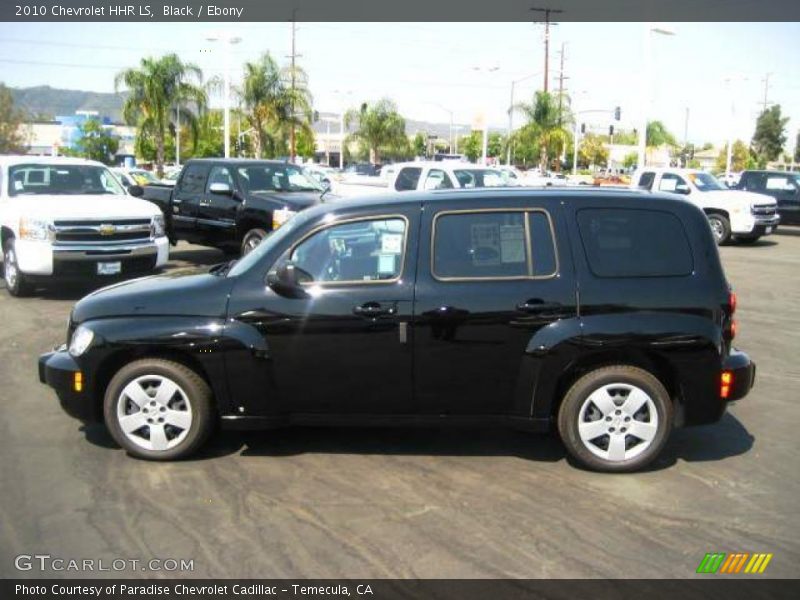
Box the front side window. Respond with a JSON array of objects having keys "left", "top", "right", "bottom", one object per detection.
[
  {"left": 8, "top": 164, "right": 125, "bottom": 197},
  {"left": 423, "top": 169, "right": 454, "bottom": 190},
  {"left": 207, "top": 166, "right": 234, "bottom": 190},
  {"left": 290, "top": 217, "right": 407, "bottom": 284},
  {"left": 237, "top": 164, "right": 322, "bottom": 193},
  {"left": 577, "top": 208, "right": 693, "bottom": 278},
  {"left": 432, "top": 210, "right": 557, "bottom": 280},
  {"left": 178, "top": 165, "right": 209, "bottom": 194},
  {"left": 687, "top": 172, "right": 724, "bottom": 192},
  {"left": 765, "top": 175, "right": 799, "bottom": 191},
  {"left": 658, "top": 173, "right": 690, "bottom": 194}
]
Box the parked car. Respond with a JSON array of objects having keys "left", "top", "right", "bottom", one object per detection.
[
  {"left": 631, "top": 168, "right": 780, "bottom": 244},
  {"left": 736, "top": 170, "right": 800, "bottom": 225},
  {"left": 112, "top": 167, "right": 162, "bottom": 190},
  {"left": 389, "top": 161, "right": 507, "bottom": 191},
  {"left": 0, "top": 156, "right": 168, "bottom": 296},
  {"left": 39, "top": 187, "right": 755, "bottom": 471},
  {"left": 140, "top": 159, "right": 332, "bottom": 255}
]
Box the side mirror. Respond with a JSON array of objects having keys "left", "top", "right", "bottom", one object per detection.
[
  {"left": 128, "top": 184, "right": 144, "bottom": 197},
  {"left": 321, "top": 178, "right": 332, "bottom": 191},
  {"left": 266, "top": 262, "right": 309, "bottom": 298},
  {"left": 209, "top": 182, "right": 233, "bottom": 195}
]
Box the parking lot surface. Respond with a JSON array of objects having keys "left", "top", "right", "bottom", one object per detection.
[{"left": 1, "top": 234, "right": 798, "bottom": 578}]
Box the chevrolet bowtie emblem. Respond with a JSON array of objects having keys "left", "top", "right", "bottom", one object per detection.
[{"left": 98, "top": 224, "right": 116, "bottom": 236}]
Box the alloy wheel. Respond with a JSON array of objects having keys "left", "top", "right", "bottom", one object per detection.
[{"left": 4, "top": 247, "right": 18, "bottom": 289}]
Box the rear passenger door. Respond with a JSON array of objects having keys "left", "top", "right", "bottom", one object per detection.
[
  {"left": 413, "top": 197, "right": 577, "bottom": 416},
  {"left": 172, "top": 163, "right": 210, "bottom": 240}
]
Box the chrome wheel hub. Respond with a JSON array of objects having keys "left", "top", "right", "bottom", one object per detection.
[
  {"left": 116, "top": 374, "right": 192, "bottom": 452},
  {"left": 577, "top": 383, "right": 659, "bottom": 462},
  {"left": 4, "top": 248, "right": 18, "bottom": 288}
]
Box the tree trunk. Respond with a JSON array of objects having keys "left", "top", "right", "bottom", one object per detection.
[
  {"left": 539, "top": 144, "right": 548, "bottom": 173},
  {"left": 371, "top": 146, "right": 379, "bottom": 165},
  {"left": 155, "top": 130, "right": 165, "bottom": 179}
]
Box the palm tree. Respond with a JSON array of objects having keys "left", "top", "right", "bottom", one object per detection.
[
  {"left": 515, "top": 91, "right": 571, "bottom": 172},
  {"left": 115, "top": 54, "right": 206, "bottom": 177},
  {"left": 345, "top": 99, "right": 407, "bottom": 164},
  {"left": 238, "top": 53, "right": 291, "bottom": 158}
]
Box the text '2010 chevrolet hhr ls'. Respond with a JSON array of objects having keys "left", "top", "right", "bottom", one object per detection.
[{"left": 39, "top": 188, "right": 755, "bottom": 472}]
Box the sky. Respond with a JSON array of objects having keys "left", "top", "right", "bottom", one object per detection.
[{"left": 1, "top": 21, "right": 799, "bottom": 149}]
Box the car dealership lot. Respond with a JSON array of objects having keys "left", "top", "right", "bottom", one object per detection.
[{"left": 1, "top": 235, "right": 798, "bottom": 579}]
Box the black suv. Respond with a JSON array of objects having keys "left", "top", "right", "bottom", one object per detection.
[
  {"left": 39, "top": 188, "right": 755, "bottom": 472},
  {"left": 737, "top": 170, "right": 800, "bottom": 225}
]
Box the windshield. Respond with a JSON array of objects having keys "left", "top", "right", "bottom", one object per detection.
[
  {"left": 130, "top": 170, "right": 161, "bottom": 185},
  {"left": 453, "top": 169, "right": 506, "bottom": 188},
  {"left": 688, "top": 172, "right": 725, "bottom": 192},
  {"left": 227, "top": 208, "right": 319, "bottom": 277},
  {"left": 8, "top": 164, "right": 126, "bottom": 197},
  {"left": 237, "top": 164, "right": 322, "bottom": 193}
]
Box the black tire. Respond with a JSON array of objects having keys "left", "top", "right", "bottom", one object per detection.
[
  {"left": 736, "top": 236, "right": 760, "bottom": 245},
  {"left": 241, "top": 228, "right": 268, "bottom": 256},
  {"left": 3, "top": 239, "right": 33, "bottom": 297},
  {"left": 707, "top": 214, "right": 731, "bottom": 245},
  {"left": 557, "top": 365, "right": 673, "bottom": 473},
  {"left": 104, "top": 358, "right": 214, "bottom": 461}
]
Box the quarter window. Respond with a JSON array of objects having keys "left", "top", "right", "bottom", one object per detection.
[
  {"left": 290, "top": 218, "right": 407, "bottom": 283},
  {"left": 577, "top": 208, "right": 693, "bottom": 278},
  {"left": 394, "top": 167, "right": 422, "bottom": 191},
  {"left": 433, "top": 210, "right": 557, "bottom": 280}
]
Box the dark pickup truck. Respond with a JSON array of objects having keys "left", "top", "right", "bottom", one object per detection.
[
  {"left": 138, "top": 159, "right": 331, "bottom": 255},
  {"left": 736, "top": 170, "right": 800, "bottom": 225}
]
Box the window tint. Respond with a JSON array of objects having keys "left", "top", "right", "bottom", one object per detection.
[
  {"left": 423, "top": 169, "right": 454, "bottom": 190},
  {"left": 395, "top": 167, "right": 422, "bottom": 191},
  {"left": 178, "top": 164, "right": 209, "bottom": 194},
  {"left": 637, "top": 172, "right": 655, "bottom": 190},
  {"left": 529, "top": 212, "right": 557, "bottom": 276},
  {"left": 577, "top": 208, "right": 693, "bottom": 278},
  {"left": 291, "top": 218, "right": 406, "bottom": 283},
  {"left": 207, "top": 166, "right": 234, "bottom": 190}
]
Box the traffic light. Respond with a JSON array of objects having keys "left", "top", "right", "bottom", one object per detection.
[
  {"left": 313, "top": 110, "right": 319, "bottom": 123},
  {"left": 609, "top": 125, "right": 615, "bottom": 136},
  {"left": 614, "top": 106, "right": 621, "bottom": 121},
  {"left": 580, "top": 123, "right": 586, "bottom": 134}
]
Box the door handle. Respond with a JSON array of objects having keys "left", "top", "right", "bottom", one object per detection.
[
  {"left": 353, "top": 302, "right": 396, "bottom": 318},
  {"left": 199, "top": 200, "right": 211, "bottom": 207},
  {"left": 516, "top": 299, "right": 563, "bottom": 313}
]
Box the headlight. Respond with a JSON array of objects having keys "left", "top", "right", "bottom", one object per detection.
[
  {"left": 19, "top": 218, "right": 54, "bottom": 241},
  {"left": 151, "top": 214, "right": 166, "bottom": 238},
  {"left": 272, "top": 208, "right": 297, "bottom": 230},
  {"left": 69, "top": 325, "right": 95, "bottom": 357}
]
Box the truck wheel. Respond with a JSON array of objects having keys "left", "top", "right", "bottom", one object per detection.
[
  {"left": 104, "top": 358, "right": 214, "bottom": 461},
  {"left": 241, "top": 228, "right": 268, "bottom": 256},
  {"left": 707, "top": 214, "right": 731, "bottom": 245},
  {"left": 3, "top": 239, "right": 33, "bottom": 297},
  {"left": 557, "top": 365, "right": 672, "bottom": 473}
]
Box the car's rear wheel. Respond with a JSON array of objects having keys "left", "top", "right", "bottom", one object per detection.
[
  {"left": 707, "top": 214, "right": 731, "bottom": 245},
  {"left": 3, "top": 239, "right": 33, "bottom": 297},
  {"left": 241, "top": 228, "right": 268, "bottom": 256},
  {"left": 104, "top": 359, "right": 214, "bottom": 460},
  {"left": 557, "top": 365, "right": 672, "bottom": 472}
]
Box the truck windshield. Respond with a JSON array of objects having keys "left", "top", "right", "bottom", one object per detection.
[
  {"left": 687, "top": 172, "right": 725, "bottom": 192},
  {"left": 8, "top": 164, "right": 127, "bottom": 197},
  {"left": 237, "top": 164, "right": 322, "bottom": 193}
]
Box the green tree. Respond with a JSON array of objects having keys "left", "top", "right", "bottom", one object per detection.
[
  {"left": 623, "top": 151, "right": 638, "bottom": 169},
  {"left": 115, "top": 54, "right": 206, "bottom": 177},
  {"left": 0, "top": 83, "right": 28, "bottom": 153},
  {"left": 795, "top": 132, "right": 800, "bottom": 163},
  {"left": 751, "top": 105, "right": 789, "bottom": 166},
  {"left": 281, "top": 61, "right": 314, "bottom": 161},
  {"left": 459, "top": 131, "right": 482, "bottom": 162},
  {"left": 239, "top": 52, "right": 291, "bottom": 159},
  {"left": 578, "top": 133, "right": 609, "bottom": 168},
  {"left": 646, "top": 121, "right": 677, "bottom": 147},
  {"left": 487, "top": 132, "right": 505, "bottom": 158},
  {"left": 412, "top": 132, "right": 426, "bottom": 157},
  {"left": 514, "top": 91, "right": 571, "bottom": 171},
  {"left": 295, "top": 127, "right": 316, "bottom": 159},
  {"left": 344, "top": 98, "right": 407, "bottom": 164},
  {"left": 71, "top": 118, "right": 119, "bottom": 164},
  {"left": 716, "top": 140, "right": 752, "bottom": 172}
]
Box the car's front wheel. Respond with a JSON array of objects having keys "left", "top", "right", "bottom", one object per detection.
[
  {"left": 707, "top": 214, "right": 731, "bottom": 245},
  {"left": 557, "top": 365, "right": 672, "bottom": 472},
  {"left": 104, "top": 358, "right": 214, "bottom": 460},
  {"left": 3, "top": 239, "right": 33, "bottom": 297}
]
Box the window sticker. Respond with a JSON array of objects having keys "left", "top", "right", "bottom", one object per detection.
[
  {"left": 378, "top": 254, "right": 396, "bottom": 274},
  {"left": 381, "top": 233, "right": 403, "bottom": 254},
  {"left": 500, "top": 225, "right": 526, "bottom": 263}
]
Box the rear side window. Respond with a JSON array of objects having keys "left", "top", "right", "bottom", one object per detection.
[
  {"left": 433, "top": 210, "right": 557, "bottom": 280},
  {"left": 637, "top": 172, "right": 655, "bottom": 190},
  {"left": 395, "top": 167, "right": 422, "bottom": 191},
  {"left": 178, "top": 165, "right": 208, "bottom": 194},
  {"left": 577, "top": 208, "right": 693, "bottom": 278}
]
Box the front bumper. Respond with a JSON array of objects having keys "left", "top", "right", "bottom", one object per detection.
[
  {"left": 38, "top": 347, "right": 97, "bottom": 422},
  {"left": 749, "top": 214, "right": 781, "bottom": 235},
  {"left": 723, "top": 350, "right": 756, "bottom": 402}
]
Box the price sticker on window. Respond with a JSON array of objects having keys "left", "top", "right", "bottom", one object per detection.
[{"left": 381, "top": 233, "right": 403, "bottom": 254}]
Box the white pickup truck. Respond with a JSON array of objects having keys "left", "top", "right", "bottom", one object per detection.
[
  {"left": 0, "top": 156, "right": 168, "bottom": 296},
  {"left": 631, "top": 168, "right": 780, "bottom": 245}
]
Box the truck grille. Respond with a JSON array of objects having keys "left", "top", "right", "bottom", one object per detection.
[
  {"left": 53, "top": 219, "right": 152, "bottom": 244},
  {"left": 751, "top": 204, "right": 776, "bottom": 217}
]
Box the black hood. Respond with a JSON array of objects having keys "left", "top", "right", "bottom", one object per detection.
[
  {"left": 249, "top": 190, "right": 323, "bottom": 211},
  {"left": 71, "top": 268, "right": 236, "bottom": 324}
]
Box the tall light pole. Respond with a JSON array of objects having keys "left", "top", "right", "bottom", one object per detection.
[
  {"left": 723, "top": 75, "right": 749, "bottom": 176},
  {"left": 425, "top": 103, "right": 455, "bottom": 152},
  {"left": 332, "top": 89, "right": 353, "bottom": 169},
  {"left": 207, "top": 32, "right": 242, "bottom": 158},
  {"left": 507, "top": 72, "right": 540, "bottom": 165},
  {"left": 471, "top": 64, "right": 499, "bottom": 166},
  {"left": 637, "top": 24, "right": 674, "bottom": 169}
]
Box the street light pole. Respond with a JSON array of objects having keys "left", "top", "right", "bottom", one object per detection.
[
  {"left": 637, "top": 24, "right": 674, "bottom": 169},
  {"left": 208, "top": 32, "right": 242, "bottom": 159}
]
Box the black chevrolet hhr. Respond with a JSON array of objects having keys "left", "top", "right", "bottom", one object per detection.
[{"left": 39, "top": 188, "right": 755, "bottom": 472}]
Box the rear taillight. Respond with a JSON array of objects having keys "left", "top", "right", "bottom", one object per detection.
[
  {"left": 729, "top": 291, "right": 737, "bottom": 314},
  {"left": 725, "top": 290, "right": 737, "bottom": 340},
  {"left": 720, "top": 371, "right": 733, "bottom": 399}
]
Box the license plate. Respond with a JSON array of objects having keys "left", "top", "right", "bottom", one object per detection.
[
  {"left": 766, "top": 226, "right": 773, "bottom": 234},
  {"left": 97, "top": 261, "right": 121, "bottom": 275}
]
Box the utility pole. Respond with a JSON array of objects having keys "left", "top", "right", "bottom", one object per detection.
[
  {"left": 288, "top": 9, "right": 300, "bottom": 163},
  {"left": 557, "top": 42, "right": 566, "bottom": 124},
  {"left": 683, "top": 106, "right": 689, "bottom": 147},
  {"left": 530, "top": 7, "right": 563, "bottom": 93},
  {"left": 761, "top": 72, "right": 772, "bottom": 113}
]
